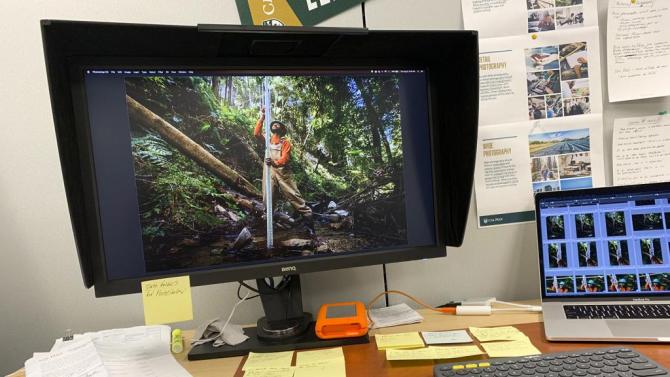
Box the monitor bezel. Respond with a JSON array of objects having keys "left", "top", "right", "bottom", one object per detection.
[
  {"left": 68, "top": 58, "right": 447, "bottom": 297},
  {"left": 535, "top": 181, "right": 670, "bottom": 301}
]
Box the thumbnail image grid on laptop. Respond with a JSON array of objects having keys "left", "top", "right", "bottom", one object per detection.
[{"left": 539, "top": 192, "right": 670, "bottom": 297}]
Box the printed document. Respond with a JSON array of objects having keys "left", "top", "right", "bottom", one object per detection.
[{"left": 613, "top": 114, "right": 670, "bottom": 185}]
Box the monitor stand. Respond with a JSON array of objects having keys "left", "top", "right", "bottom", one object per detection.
[{"left": 187, "top": 274, "right": 369, "bottom": 360}]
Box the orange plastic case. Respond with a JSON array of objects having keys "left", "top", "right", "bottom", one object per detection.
[{"left": 315, "top": 301, "right": 369, "bottom": 339}]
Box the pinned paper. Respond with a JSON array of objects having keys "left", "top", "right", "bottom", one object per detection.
[
  {"left": 141, "top": 276, "right": 193, "bottom": 325},
  {"left": 480, "top": 339, "right": 542, "bottom": 358},
  {"left": 386, "top": 345, "right": 484, "bottom": 361},
  {"left": 468, "top": 326, "right": 527, "bottom": 342},
  {"left": 243, "top": 367, "right": 296, "bottom": 377},
  {"left": 296, "top": 347, "right": 344, "bottom": 366},
  {"left": 422, "top": 330, "right": 473, "bottom": 345},
  {"left": 294, "top": 364, "right": 346, "bottom": 377},
  {"left": 375, "top": 332, "right": 425, "bottom": 350},
  {"left": 243, "top": 351, "right": 294, "bottom": 371}
]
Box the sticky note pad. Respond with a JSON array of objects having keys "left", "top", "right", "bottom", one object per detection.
[
  {"left": 296, "top": 347, "right": 344, "bottom": 366},
  {"left": 430, "top": 345, "right": 485, "bottom": 359},
  {"left": 422, "top": 330, "right": 473, "bottom": 345},
  {"left": 480, "top": 339, "right": 542, "bottom": 358},
  {"left": 468, "top": 326, "right": 527, "bottom": 342},
  {"left": 243, "top": 351, "right": 294, "bottom": 371},
  {"left": 242, "top": 367, "right": 296, "bottom": 377},
  {"left": 386, "top": 347, "right": 436, "bottom": 361},
  {"left": 294, "top": 364, "right": 346, "bottom": 377},
  {"left": 375, "top": 332, "right": 425, "bottom": 350},
  {"left": 141, "top": 276, "right": 193, "bottom": 325}
]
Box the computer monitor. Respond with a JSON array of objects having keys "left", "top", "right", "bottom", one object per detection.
[{"left": 41, "top": 21, "right": 479, "bottom": 358}]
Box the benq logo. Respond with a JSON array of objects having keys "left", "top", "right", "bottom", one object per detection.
[{"left": 281, "top": 266, "right": 297, "bottom": 272}]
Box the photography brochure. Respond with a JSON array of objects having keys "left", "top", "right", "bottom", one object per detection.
[
  {"left": 474, "top": 115, "right": 605, "bottom": 227},
  {"left": 462, "top": 0, "right": 597, "bottom": 39},
  {"left": 613, "top": 114, "right": 670, "bottom": 186},
  {"left": 607, "top": 0, "right": 670, "bottom": 102}
]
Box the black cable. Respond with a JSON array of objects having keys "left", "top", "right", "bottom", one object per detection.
[
  {"left": 237, "top": 282, "right": 259, "bottom": 300},
  {"left": 361, "top": 1, "right": 367, "bottom": 28},
  {"left": 382, "top": 264, "right": 389, "bottom": 307}
]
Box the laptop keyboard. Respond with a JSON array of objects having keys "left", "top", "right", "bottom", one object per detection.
[
  {"left": 564, "top": 304, "right": 670, "bottom": 319},
  {"left": 433, "top": 347, "right": 669, "bottom": 377}
]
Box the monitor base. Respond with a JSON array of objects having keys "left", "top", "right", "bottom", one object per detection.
[{"left": 187, "top": 321, "right": 369, "bottom": 360}]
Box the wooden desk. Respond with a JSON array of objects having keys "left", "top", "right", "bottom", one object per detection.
[{"left": 12, "top": 304, "right": 670, "bottom": 376}]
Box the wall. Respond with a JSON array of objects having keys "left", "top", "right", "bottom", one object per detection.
[{"left": 1, "top": 0, "right": 668, "bottom": 373}]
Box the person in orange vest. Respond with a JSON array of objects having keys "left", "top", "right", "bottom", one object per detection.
[{"left": 254, "top": 107, "right": 315, "bottom": 236}]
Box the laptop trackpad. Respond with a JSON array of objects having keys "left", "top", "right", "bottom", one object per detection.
[{"left": 606, "top": 320, "right": 670, "bottom": 338}]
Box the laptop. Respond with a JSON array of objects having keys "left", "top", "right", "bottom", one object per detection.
[{"left": 535, "top": 182, "right": 670, "bottom": 342}]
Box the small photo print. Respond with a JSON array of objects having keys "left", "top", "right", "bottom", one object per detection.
[
  {"left": 640, "top": 238, "right": 663, "bottom": 265},
  {"left": 577, "top": 241, "right": 598, "bottom": 266},
  {"left": 545, "top": 94, "right": 564, "bottom": 118},
  {"left": 528, "top": 97, "right": 547, "bottom": 120},
  {"left": 559, "top": 42, "right": 588, "bottom": 80},
  {"left": 605, "top": 211, "right": 626, "bottom": 236},
  {"left": 632, "top": 213, "right": 664, "bottom": 231},
  {"left": 608, "top": 273, "right": 638, "bottom": 292},
  {"left": 546, "top": 275, "right": 575, "bottom": 294},
  {"left": 555, "top": 0, "right": 583, "bottom": 6},
  {"left": 546, "top": 215, "right": 565, "bottom": 239},
  {"left": 560, "top": 177, "right": 592, "bottom": 191},
  {"left": 531, "top": 156, "right": 559, "bottom": 182},
  {"left": 527, "top": 70, "right": 561, "bottom": 97},
  {"left": 533, "top": 181, "right": 561, "bottom": 193},
  {"left": 564, "top": 96, "right": 591, "bottom": 116},
  {"left": 529, "top": 128, "right": 590, "bottom": 158},
  {"left": 640, "top": 272, "right": 670, "bottom": 292},
  {"left": 577, "top": 274, "right": 605, "bottom": 293},
  {"left": 556, "top": 6, "right": 584, "bottom": 29},
  {"left": 548, "top": 243, "right": 568, "bottom": 267},
  {"left": 575, "top": 214, "right": 595, "bottom": 238},
  {"left": 526, "top": 46, "right": 560, "bottom": 71},
  {"left": 528, "top": 10, "right": 557, "bottom": 33},
  {"left": 558, "top": 152, "right": 590, "bottom": 179},
  {"left": 608, "top": 240, "right": 630, "bottom": 266},
  {"left": 528, "top": 0, "right": 555, "bottom": 9},
  {"left": 561, "top": 79, "right": 590, "bottom": 99}
]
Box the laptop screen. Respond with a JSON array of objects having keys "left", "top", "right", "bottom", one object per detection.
[{"left": 537, "top": 185, "right": 670, "bottom": 298}]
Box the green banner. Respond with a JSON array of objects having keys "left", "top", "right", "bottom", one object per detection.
[{"left": 235, "top": 0, "right": 364, "bottom": 26}]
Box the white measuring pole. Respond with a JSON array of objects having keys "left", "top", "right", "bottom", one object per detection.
[{"left": 263, "top": 77, "right": 274, "bottom": 249}]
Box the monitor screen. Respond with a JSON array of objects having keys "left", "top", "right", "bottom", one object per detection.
[
  {"left": 538, "top": 188, "right": 670, "bottom": 297},
  {"left": 83, "top": 68, "right": 436, "bottom": 282}
]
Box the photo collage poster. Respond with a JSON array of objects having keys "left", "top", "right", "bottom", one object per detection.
[{"left": 464, "top": 0, "right": 606, "bottom": 227}]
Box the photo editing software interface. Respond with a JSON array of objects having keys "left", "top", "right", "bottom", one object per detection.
[
  {"left": 83, "top": 68, "right": 436, "bottom": 281},
  {"left": 539, "top": 190, "right": 670, "bottom": 296}
]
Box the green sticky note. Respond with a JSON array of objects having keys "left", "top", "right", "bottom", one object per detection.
[
  {"left": 141, "top": 276, "right": 193, "bottom": 325},
  {"left": 235, "top": 0, "right": 364, "bottom": 26}
]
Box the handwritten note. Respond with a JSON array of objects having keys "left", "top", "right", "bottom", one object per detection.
[
  {"left": 607, "top": 0, "right": 670, "bottom": 102},
  {"left": 141, "top": 276, "right": 193, "bottom": 325},
  {"left": 480, "top": 339, "right": 542, "bottom": 358},
  {"left": 242, "top": 351, "right": 294, "bottom": 371},
  {"left": 296, "top": 347, "right": 344, "bottom": 367},
  {"left": 613, "top": 114, "right": 670, "bottom": 185},
  {"left": 293, "top": 364, "right": 346, "bottom": 377},
  {"left": 421, "top": 330, "right": 473, "bottom": 345},
  {"left": 242, "top": 367, "right": 296, "bottom": 377},
  {"left": 468, "top": 326, "right": 527, "bottom": 342},
  {"left": 375, "top": 332, "right": 425, "bottom": 350},
  {"left": 386, "top": 345, "right": 484, "bottom": 361}
]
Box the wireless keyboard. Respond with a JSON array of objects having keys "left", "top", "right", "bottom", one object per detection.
[{"left": 433, "top": 347, "right": 669, "bottom": 376}]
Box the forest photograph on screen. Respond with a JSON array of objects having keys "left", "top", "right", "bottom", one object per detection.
[{"left": 124, "top": 74, "right": 407, "bottom": 272}]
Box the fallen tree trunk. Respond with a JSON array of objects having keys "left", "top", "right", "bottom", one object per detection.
[{"left": 126, "top": 95, "right": 261, "bottom": 199}]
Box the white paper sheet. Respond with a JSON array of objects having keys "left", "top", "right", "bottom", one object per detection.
[
  {"left": 613, "top": 114, "right": 670, "bottom": 185},
  {"left": 607, "top": 0, "right": 670, "bottom": 102},
  {"left": 25, "top": 338, "right": 109, "bottom": 377},
  {"left": 368, "top": 303, "right": 423, "bottom": 329}
]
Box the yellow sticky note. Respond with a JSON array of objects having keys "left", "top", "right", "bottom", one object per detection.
[
  {"left": 141, "top": 276, "right": 193, "bottom": 325},
  {"left": 242, "top": 367, "right": 296, "bottom": 377},
  {"left": 243, "top": 351, "right": 294, "bottom": 371},
  {"left": 386, "top": 347, "right": 436, "bottom": 361},
  {"left": 375, "top": 332, "right": 425, "bottom": 350},
  {"left": 294, "top": 364, "right": 346, "bottom": 377},
  {"left": 480, "top": 339, "right": 542, "bottom": 358},
  {"left": 296, "top": 347, "right": 344, "bottom": 366},
  {"left": 468, "top": 326, "right": 527, "bottom": 342},
  {"left": 430, "top": 345, "right": 485, "bottom": 360}
]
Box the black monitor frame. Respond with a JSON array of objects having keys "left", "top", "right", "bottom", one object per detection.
[{"left": 41, "top": 21, "right": 479, "bottom": 297}]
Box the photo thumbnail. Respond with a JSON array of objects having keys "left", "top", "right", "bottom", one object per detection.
[
  {"left": 528, "top": 0, "right": 555, "bottom": 10},
  {"left": 577, "top": 241, "right": 598, "bottom": 267},
  {"left": 640, "top": 238, "right": 663, "bottom": 265},
  {"left": 529, "top": 129, "right": 590, "bottom": 158},
  {"left": 546, "top": 275, "right": 575, "bottom": 294},
  {"left": 558, "top": 152, "right": 590, "bottom": 179},
  {"left": 546, "top": 215, "right": 566, "bottom": 239},
  {"left": 640, "top": 272, "right": 670, "bottom": 292},
  {"left": 548, "top": 242, "right": 568, "bottom": 268},
  {"left": 526, "top": 46, "right": 560, "bottom": 71},
  {"left": 564, "top": 96, "right": 590, "bottom": 116},
  {"left": 632, "top": 213, "right": 664, "bottom": 231},
  {"left": 605, "top": 211, "right": 626, "bottom": 236},
  {"left": 608, "top": 273, "right": 638, "bottom": 292},
  {"left": 527, "top": 70, "right": 561, "bottom": 97},
  {"left": 528, "top": 10, "right": 556, "bottom": 33},
  {"left": 574, "top": 213, "right": 595, "bottom": 238},
  {"left": 556, "top": 6, "right": 584, "bottom": 29},
  {"left": 559, "top": 42, "right": 588, "bottom": 80},
  {"left": 608, "top": 240, "right": 630, "bottom": 266},
  {"left": 577, "top": 274, "right": 604, "bottom": 293},
  {"left": 534, "top": 181, "right": 561, "bottom": 193},
  {"left": 531, "top": 156, "right": 559, "bottom": 182}
]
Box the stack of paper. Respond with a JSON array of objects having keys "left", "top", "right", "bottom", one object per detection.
[
  {"left": 25, "top": 325, "right": 191, "bottom": 377},
  {"left": 368, "top": 303, "right": 423, "bottom": 328},
  {"left": 468, "top": 326, "right": 541, "bottom": 358},
  {"left": 375, "top": 332, "right": 425, "bottom": 350}
]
